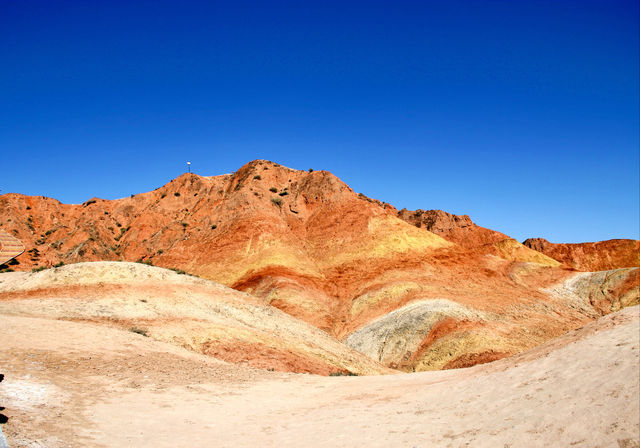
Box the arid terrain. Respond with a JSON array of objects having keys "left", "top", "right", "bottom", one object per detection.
[
  {"left": 1, "top": 306, "right": 637, "bottom": 447},
  {"left": 1, "top": 160, "right": 639, "bottom": 446},
  {"left": 1, "top": 160, "right": 638, "bottom": 372}
]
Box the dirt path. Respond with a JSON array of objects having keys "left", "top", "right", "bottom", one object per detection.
[{"left": 1, "top": 307, "right": 638, "bottom": 447}]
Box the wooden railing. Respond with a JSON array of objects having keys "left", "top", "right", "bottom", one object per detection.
[{"left": 0, "top": 228, "right": 25, "bottom": 266}]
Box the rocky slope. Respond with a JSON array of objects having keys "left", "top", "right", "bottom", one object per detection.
[
  {"left": 1, "top": 160, "right": 638, "bottom": 372},
  {"left": 523, "top": 237, "right": 640, "bottom": 271},
  {"left": 397, "top": 208, "right": 508, "bottom": 247},
  {"left": 397, "top": 209, "right": 562, "bottom": 266}
]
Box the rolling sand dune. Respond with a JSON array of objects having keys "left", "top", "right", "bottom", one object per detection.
[{"left": 0, "top": 262, "right": 390, "bottom": 376}]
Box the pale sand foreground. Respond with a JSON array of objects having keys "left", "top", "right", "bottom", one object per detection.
[{"left": 1, "top": 307, "right": 639, "bottom": 448}]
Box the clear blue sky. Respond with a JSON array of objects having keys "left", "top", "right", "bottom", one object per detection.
[{"left": 1, "top": 0, "right": 638, "bottom": 243}]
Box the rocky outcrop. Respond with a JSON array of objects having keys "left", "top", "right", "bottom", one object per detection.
[
  {"left": 523, "top": 238, "right": 640, "bottom": 271},
  {"left": 398, "top": 209, "right": 560, "bottom": 266},
  {"left": 397, "top": 209, "right": 508, "bottom": 248}
]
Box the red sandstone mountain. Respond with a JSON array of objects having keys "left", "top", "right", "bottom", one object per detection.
[
  {"left": 396, "top": 208, "right": 560, "bottom": 266},
  {"left": 522, "top": 237, "right": 639, "bottom": 271},
  {"left": 397, "top": 209, "right": 509, "bottom": 248},
  {"left": 1, "top": 160, "right": 638, "bottom": 372}
]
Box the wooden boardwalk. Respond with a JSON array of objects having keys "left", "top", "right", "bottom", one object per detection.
[{"left": 0, "top": 228, "right": 25, "bottom": 266}]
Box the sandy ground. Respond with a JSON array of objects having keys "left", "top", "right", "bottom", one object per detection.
[{"left": 1, "top": 307, "right": 638, "bottom": 448}]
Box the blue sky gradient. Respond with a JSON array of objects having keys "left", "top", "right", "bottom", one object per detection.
[{"left": 1, "top": 0, "right": 638, "bottom": 242}]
